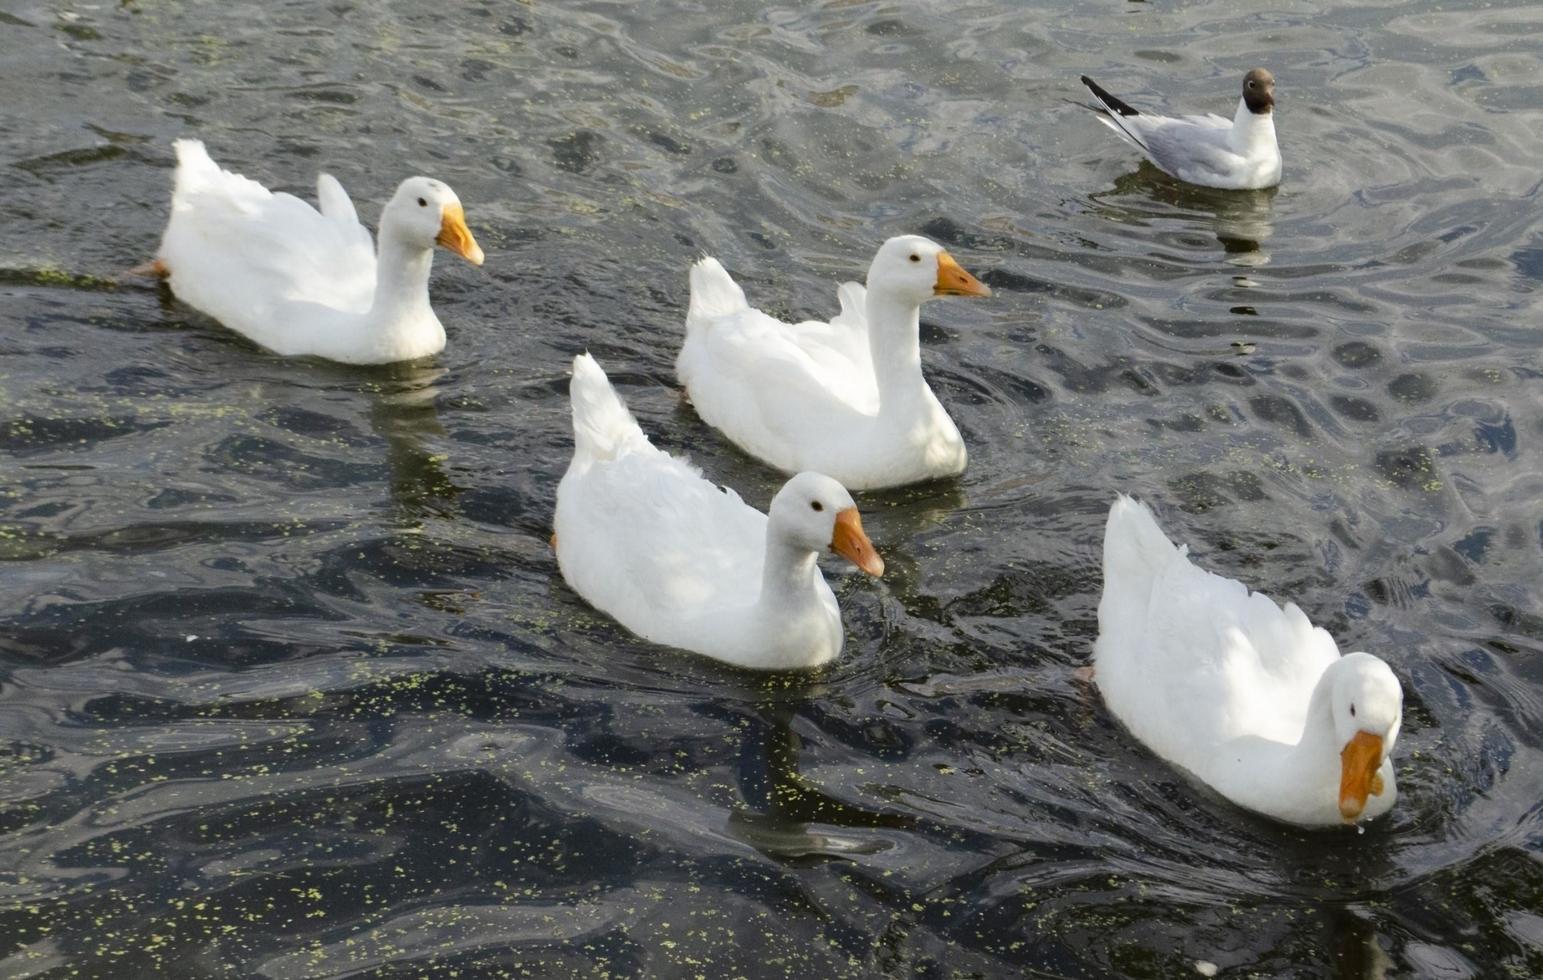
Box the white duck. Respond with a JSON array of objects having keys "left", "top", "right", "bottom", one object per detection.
[
  {"left": 676, "top": 235, "right": 991, "bottom": 491},
  {"left": 1093, "top": 495, "right": 1403, "bottom": 826},
  {"left": 150, "top": 139, "right": 483, "bottom": 364},
  {"left": 554, "top": 353, "right": 885, "bottom": 670},
  {"left": 1080, "top": 69, "right": 1281, "bottom": 190}
]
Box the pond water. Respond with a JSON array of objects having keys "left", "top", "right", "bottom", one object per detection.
[{"left": 2, "top": 0, "right": 1541, "bottom": 976}]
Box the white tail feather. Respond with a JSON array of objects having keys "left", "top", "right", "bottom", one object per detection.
[
  {"left": 686, "top": 257, "right": 749, "bottom": 329},
  {"left": 1102, "top": 494, "right": 1181, "bottom": 599},
  {"left": 170, "top": 139, "right": 271, "bottom": 211},
  {"left": 171, "top": 139, "right": 219, "bottom": 194},
  {"left": 569, "top": 354, "right": 650, "bottom": 462}
]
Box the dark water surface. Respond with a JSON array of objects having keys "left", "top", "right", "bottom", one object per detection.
[{"left": 3, "top": 0, "right": 1542, "bottom": 976}]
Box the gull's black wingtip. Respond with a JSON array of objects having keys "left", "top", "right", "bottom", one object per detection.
[{"left": 1080, "top": 75, "right": 1141, "bottom": 117}]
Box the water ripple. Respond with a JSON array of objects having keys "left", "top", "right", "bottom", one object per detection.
[{"left": 0, "top": 0, "right": 1540, "bottom": 976}]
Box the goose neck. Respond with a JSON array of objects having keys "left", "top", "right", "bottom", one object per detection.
[
  {"left": 759, "top": 531, "right": 822, "bottom": 610},
  {"left": 370, "top": 233, "right": 436, "bottom": 328},
  {"left": 865, "top": 288, "right": 926, "bottom": 411}
]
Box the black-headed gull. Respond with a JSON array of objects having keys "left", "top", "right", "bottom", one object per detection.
[{"left": 1080, "top": 69, "right": 1282, "bottom": 190}]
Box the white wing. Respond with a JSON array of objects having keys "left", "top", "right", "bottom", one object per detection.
[
  {"left": 158, "top": 141, "right": 378, "bottom": 329},
  {"left": 556, "top": 356, "right": 768, "bottom": 645},
  {"left": 1095, "top": 496, "right": 1341, "bottom": 754}
]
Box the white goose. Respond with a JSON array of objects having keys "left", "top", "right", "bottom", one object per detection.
[
  {"left": 150, "top": 140, "right": 483, "bottom": 364},
  {"left": 676, "top": 236, "right": 991, "bottom": 491},
  {"left": 554, "top": 354, "right": 884, "bottom": 671},
  {"left": 1094, "top": 495, "right": 1403, "bottom": 826}
]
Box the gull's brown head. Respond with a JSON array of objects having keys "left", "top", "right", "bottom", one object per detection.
[{"left": 1243, "top": 68, "right": 1276, "bottom": 115}]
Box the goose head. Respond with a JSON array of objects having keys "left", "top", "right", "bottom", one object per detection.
[
  {"left": 1329, "top": 652, "right": 1403, "bottom": 822},
  {"left": 866, "top": 235, "right": 990, "bottom": 308},
  {"left": 381, "top": 177, "right": 484, "bottom": 266},
  {"left": 768, "top": 472, "right": 884, "bottom": 576}
]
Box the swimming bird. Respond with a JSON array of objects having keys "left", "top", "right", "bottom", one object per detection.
[
  {"left": 677, "top": 235, "right": 991, "bottom": 490},
  {"left": 554, "top": 353, "right": 884, "bottom": 671},
  {"left": 1080, "top": 69, "right": 1282, "bottom": 190},
  {"left": 149, "top": 140, "right": 483, "bottom": 364},
  {"left": 1093, "top": 495, "right": 1402, "bottom": 826}
]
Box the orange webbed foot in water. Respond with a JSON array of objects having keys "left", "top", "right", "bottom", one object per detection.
[{"left": 127, "top": 259, "right": 170, "bottom": 279}]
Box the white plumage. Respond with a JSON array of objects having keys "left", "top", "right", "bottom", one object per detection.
[
  {"left": 676, "top": 235, "right": 991, "bottom": 490},
  {"left": 1094, "top": 495, "right": 1402, "bottom": 826},
  {"left": 555, "top": 354, "right": 884, "bottom": 671},
  {"left": 1080, "top": 69, "right": 1282, "bottom": 190},
  {"left": 154, "top": 140, "right": 483, "bottom": 364}
]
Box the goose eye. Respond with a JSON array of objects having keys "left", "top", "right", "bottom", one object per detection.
[
  {"left": 417, "top": 197, "right": 428, "bottom": 207},
  {"left": 810, "top": 501, "right": 824, "bottom": 512},
  {"left": 1350, "top": 704, "right": 1356, "bottom": 718},
  {"left": 909, "top": 254, "right": 920, "bottom": 263}
]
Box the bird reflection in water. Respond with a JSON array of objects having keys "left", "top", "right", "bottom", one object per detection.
[
  {"left": 1325, "top": 908, "right": 1393, "bottom": 980},
  {"left": 361, "top": 361, "right": 462, "bottom": 523},
  {"left": 728, "top": 699, "right": 915, "bottom": 860},
  {"left": 1094, "top": 163, "right": 1278, "bottom": 266}
]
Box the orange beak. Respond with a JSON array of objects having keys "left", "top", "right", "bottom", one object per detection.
[
  {"left": 830, "top": 507, "right": 884, "bottom": 577},
  {"left": 436, "top": 202, "right": 484, "bottom": 266},
  {"left": 934, "top": 250, "right": 991, "bottom": 297},
  {"left": 1338, "top": 730, "right": 1385, "bottom": 822}
]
